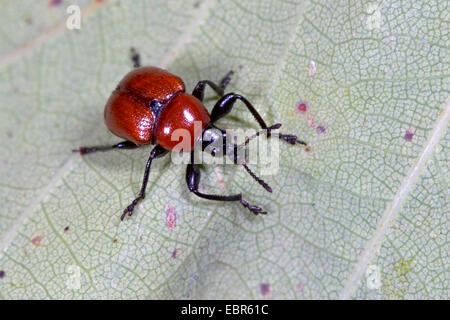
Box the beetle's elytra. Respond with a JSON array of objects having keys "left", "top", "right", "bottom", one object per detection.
[
  {"left": 75, "top": 48, "right": 307, "bottom": 221},
  {"left": 105, "top": 66, "right": 210, "bottom": 151}
]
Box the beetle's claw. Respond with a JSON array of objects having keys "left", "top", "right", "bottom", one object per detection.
[
  {"left": 240, "top": 200, "right": 267, "bottom": 216},
  {"left": 120, "top": 209, "right": 128, "bottom": 221},
  {"left": 220, "top": 70, "right": 234, "bottom": 91},
  {"left": 120, "top": 205, "right": 134, "bottom": 221},
  {"left": 120, "top": 196, "right": 144, "bottom": 221},
  {"left": 73, "top": 147, "right": 94, "bottom": 155},
  {"left": 73, "top": 147, "right": 84, "bottom": 154}
]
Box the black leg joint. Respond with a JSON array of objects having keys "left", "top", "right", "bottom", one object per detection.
[
  {"left": 210, "top": 93, "right": 268, "bottom": 129},
  {"left": 120, "top": 145, "right": 168, "bottom": 221},
  {"left": 186, "top": 163, "right": 201, "bottom": 192},
  {"left": 192, "top": 80, "right": 224, "bottom": 101},
  {"left": 220, "top": 70, "right": 234, "bottom": 90},
  {"left": 191, "top": 71, "right": 234, "bottom": 101}
]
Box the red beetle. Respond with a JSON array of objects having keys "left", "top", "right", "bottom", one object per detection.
[{"left": 75, "top": 48, "right": 307, "bottom": 221}]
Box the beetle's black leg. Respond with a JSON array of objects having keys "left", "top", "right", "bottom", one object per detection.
[
  {"left": 192, "top": 80, "right": 223, "bottom": 101},
  {"left": 241, "top": 162, "right": 272, "bottom": 193},
  {"left": 130, "top": 47, "right": 141, "bottom": 68},
  {"left": 121, "top": 145, "right": 168, "bottom": 221},
  {"left": 73, "top": 141, "right": 139, "bottom": 155},
  {"left": 185, "top": 151, "right": 266, "bottom": 215},
  {"left": 210, "top": 95, "right": 308, "bottom": 147},
  {"left": 219, "top": 70, "right": 234, "bottom": 91},
  {"left": 192, "top": 70, "right": 234, "bottom": 101},
  {"left": 202, "top": 123, "right": 287, "bottom": 193},
  {"left": 210, "top": 93, "right": 268, "bottom": 129}
]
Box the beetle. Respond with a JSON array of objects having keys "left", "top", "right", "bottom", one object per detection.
[{"left": 74, "top": 48, "right": 307, "bottom": 221}]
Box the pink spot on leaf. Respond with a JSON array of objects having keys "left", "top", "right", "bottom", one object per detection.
[
  {"left": 31, "top": 235, "right": 42, "bottom": 246},
  {"left": 166, "top": 204, "right": 176, "bottom": 230},
  {"left": 316, "top": 125, "right": 326, "bottom": 134},
  {"left": 48, "top": 0, "right": 62, "bottom": 7},
  {"left": 260, "top": 283, "right": 272, "bottom": 297},
  {"left": 296, "top": 101, "right": 309, "bottom": 114},
  {"left": 404, "top": 129, "right": 414, "bottom": 141},
  {"left": 215, "top": 167, "right": 225, "bottom": 189},
  {"left": 307, "top": 116, "right": 317, "bottom": 129},
  {"left": 172, "top": 249, "right": 180, "bottom": 258},
  {"left": 296, "top": 283, "right": 304, "bottom": 291}
]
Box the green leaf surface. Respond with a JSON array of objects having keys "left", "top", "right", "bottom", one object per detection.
[{"left": 0, "top": 0, "right": 448, "bottom": 299}]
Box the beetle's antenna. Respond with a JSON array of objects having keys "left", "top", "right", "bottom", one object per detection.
[
  {"left": 270, "top": 133, "right": 307, "bottom": 146},
  {"left": 240, "top": 123, "right": 308, "bottom": 148},
  {"left": 241, "top": 123, "right": 282, "bottom": 147},
  {"left": 241, "top": 162, "right": 272, "bottom": 193}
]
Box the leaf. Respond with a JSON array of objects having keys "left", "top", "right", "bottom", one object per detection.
[{"left": 0, "top": 0, "right": 448, "bottom": 299}]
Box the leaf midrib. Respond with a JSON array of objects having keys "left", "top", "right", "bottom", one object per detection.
[{"left": 339, "top": 95, "right": 450, "bottom": 299}]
